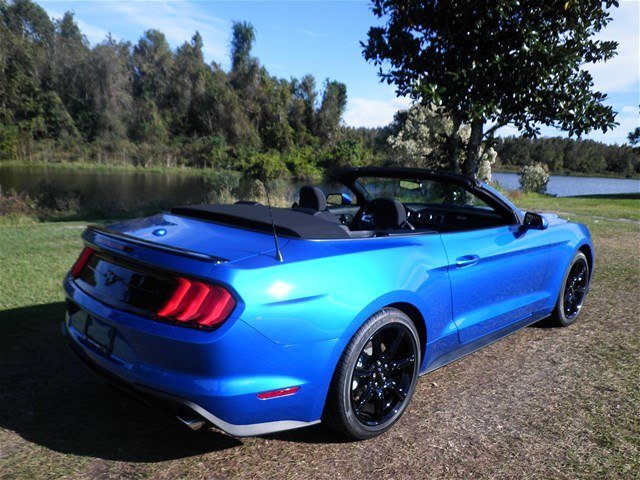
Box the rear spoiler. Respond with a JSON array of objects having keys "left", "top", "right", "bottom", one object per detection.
[{"left": 82, "top": 225, "right": 228, "bottom": 263}]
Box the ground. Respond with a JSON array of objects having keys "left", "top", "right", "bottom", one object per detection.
[{"left": 0, "top": 194, "right": 638, "bottom": 479}]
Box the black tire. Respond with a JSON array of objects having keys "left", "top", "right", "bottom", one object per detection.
[
  {"left": 547, "top": 251, "right": 590, "bottom": 327},
  {"left": 323, "top": 308, "right": 421, "bottom": 440}
]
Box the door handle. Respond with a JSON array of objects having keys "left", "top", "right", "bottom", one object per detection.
[{"left": 455, "top": 255, "right": 480, "bottom": 268}]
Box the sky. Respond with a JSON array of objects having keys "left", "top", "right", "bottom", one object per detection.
[{"left": 38, "top": 0, "right": 640, "bottom": 145}]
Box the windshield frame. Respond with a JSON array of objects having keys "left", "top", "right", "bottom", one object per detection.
[{"left": 332, "top": 167, "right": 520, "bottom": 225}]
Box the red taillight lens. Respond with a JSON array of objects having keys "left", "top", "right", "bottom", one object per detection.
[
  {"left": 157, "top": 277, "right": 235, "bottom": 328},
  {"left": 70, "top": 247, "right": 95, "bottom": 278}
]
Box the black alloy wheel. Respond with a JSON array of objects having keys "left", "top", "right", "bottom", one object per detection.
[
  {"left": 351, "top": 324, "right": 416, "bottom": 426},
  {"left": 563, "top": 257, "right": 589, "bottom": 320},
  {"left": 324, "top": 308, "right": 420, "bottom": 439},
  {"left": 548, "top": 251, "right": 590, "bottom": 327}
]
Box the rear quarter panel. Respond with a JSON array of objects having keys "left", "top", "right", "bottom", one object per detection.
[{"left": 210, "top": 234, "right": 456, "bottom": 367}]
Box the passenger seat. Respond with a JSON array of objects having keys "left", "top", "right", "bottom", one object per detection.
[{"left": 294, "top": 186, "right": 341, "bottom": 224}]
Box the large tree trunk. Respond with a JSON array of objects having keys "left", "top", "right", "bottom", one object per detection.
[
  {"left": 464, "top": 118, "right": 484, "bottom": 177},
  {"left": 448, "top": 114, "right": 463, "bottom": 173}
]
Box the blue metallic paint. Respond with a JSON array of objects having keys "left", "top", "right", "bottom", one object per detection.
[{"left": 63, "top": 190, "right": 593, "bottom": 436}]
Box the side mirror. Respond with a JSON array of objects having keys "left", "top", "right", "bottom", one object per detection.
[
  {"left": 521, "top": 212, "right": 548, "bottom": 231},
  {"left": 326, "top": 192, "right": 353, "bottom": 206}
]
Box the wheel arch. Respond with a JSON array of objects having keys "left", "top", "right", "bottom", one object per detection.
[
  {"left": 577, "top": 243, "right": 594, "bottom": 281},
  {"left": 386, "top": 302, "right": 427, "bottom": 365}
]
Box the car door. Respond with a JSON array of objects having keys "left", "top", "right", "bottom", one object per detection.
[{"left": 441, "top": 223, "right": 550, "bottom": 343}]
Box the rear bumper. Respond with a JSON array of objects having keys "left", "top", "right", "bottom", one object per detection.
[
  {"left": 65, "top": 337, "right": 319, "bottom": 436},
  {"left": 63, "top": 277, "right": 338, "bottom": 436}
]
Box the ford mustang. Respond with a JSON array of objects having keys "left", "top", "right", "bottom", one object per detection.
[{"left": 62, "top": 167, "right": 593, "bottom": 439}]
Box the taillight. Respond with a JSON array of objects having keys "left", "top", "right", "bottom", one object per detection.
[
  {"left": 157, "top": 277, "right": 235, "bottom": 328},
  {"left": 70, "top": 247, "right": 95, "bottom": 278}
]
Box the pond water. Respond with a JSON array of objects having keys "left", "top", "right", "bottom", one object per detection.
[
  {"left": 0, "top": 164, "right": 638, "bottom": 211},
  {"left": 0, "top": 165, "right": 213, "bottom": 210},
  {"left": 492, "top": 172, "right": 640, "bottom": 197}
]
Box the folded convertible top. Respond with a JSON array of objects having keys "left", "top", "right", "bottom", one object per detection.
[{"left": 170, "top": 204, "right": 351, "bottom": 239}]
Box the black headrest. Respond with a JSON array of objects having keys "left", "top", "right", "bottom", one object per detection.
[
  {"left": 370, "top": 198, "right": 407, "bottom": 229},
  {"left": 299, "top": 186, "right": 326, "bottom": 211}
]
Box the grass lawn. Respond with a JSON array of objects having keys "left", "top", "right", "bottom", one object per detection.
[{"left": 0, "top": 194, "right": 638, "bottom": 479}]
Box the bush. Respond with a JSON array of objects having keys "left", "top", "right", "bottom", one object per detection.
[
  {"left": 245, "top": 151, "right": 290, "bottom": 180},
  {"left": 519, "top": 163, "right": 549, "bottom": 193},
  {"left": 0, "top": 125, "right": 19, "bottom": 161},
  {"left": 35, "top": 180, "right": 82, "bottom": 215},
  {"left": 283, "top": 147, "right": 322, "bottom": 181},
  {"left": 0, "top": 186, "right": 36, "bottom": 216}
]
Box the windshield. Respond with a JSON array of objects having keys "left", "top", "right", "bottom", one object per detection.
[{"left": 353, "top": 176, "right": 489, "bottom": 208}]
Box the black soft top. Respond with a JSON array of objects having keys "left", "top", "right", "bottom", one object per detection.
[{"left": 171, "top": 204, "right": 351, "bottom": 239}]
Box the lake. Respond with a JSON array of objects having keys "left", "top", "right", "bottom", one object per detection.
[
  {"left": 0, "top": 165, "right": 213, "bottom": 210},
  {"left": 492, "top": 172, "right": 640, "bottom": 197},
  {"left": 0, "top": 164, "right": 638, "bottom": 211}
]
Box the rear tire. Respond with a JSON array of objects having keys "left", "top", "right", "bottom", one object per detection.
[
  {"left": 547, "top": 251, "right": 590, "bottom": 327},
  {"left": 323, "top": 308, "right": 421, "bottom": 440}
]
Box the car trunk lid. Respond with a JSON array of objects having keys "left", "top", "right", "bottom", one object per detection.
[{"left": 104, "top": 212, "right": 287, "bottom": 264}]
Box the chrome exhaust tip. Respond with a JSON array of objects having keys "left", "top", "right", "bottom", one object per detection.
[{"left": 176, "top": 414, "right": 206, "bottom": 431}]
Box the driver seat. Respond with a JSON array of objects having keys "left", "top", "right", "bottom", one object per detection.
[{"left": 362, "top": 197, "right": 413, "bottom": 230}]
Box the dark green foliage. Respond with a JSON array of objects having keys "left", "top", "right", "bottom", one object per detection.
[
  {"left": 363, "top": 0, "right": 620, "bottom": 175},
  {"left": 495, "top": 137, "right": 640, "bottom": 177},
  {"left": 0, "top": 0, "right": 631, "bottom": 180},
  {"left": 316, "top": 80, "right": 347, "bottom": 142},
  {"left": 628, "top": 127, "right": 640, "bottom": 149},
  {"left": 0, "top": 1, "right": 349, "bottom": 179}
]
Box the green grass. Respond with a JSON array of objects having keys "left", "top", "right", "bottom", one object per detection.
[
  {"left": 0, "top": 194, "right": 638, "bottom": 479},
  {"left": 0, "top": 221, "right": 85, "bottom": 310},
  {"left": 513, "top": 192, "right": 640, "bottom": 221}
]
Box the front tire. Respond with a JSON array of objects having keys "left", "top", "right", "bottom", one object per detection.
[
  {"left": 323, "top": 308, "right": 421, "bottom": 440},
  {"left": 548, "top": 251, "right": 590, "bottom": 327}
]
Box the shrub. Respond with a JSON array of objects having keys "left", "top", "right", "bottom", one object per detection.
[
  {"left": 35, "top": 180, "right": 82, "bottom": 215},
  {"left": 519, "top": 163, "right": 549, "bottom": 193},
  {"left": 0, "top": 186, "right": 36, "bottom": 216}
]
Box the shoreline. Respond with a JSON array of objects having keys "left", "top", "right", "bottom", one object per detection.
[
  {"left": 493, "top": 167, "right": 639, "bottom": 180},
  {"left": 1, "top": 160, "right": 638, "bottom": 181}
]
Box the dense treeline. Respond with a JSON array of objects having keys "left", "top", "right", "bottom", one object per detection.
[
  {"left": 0, "top": 0, "right": 388, "bottom": 179},
  {"left": 0, "top": 0, "right": 637, "bottom": 181},
  {"left": 494, "top": 136, "right": 639, "bottom": 177}
]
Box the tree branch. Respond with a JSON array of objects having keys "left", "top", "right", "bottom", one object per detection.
[{"left": 483, "top": 121, "right": 509, "bottom": 139}]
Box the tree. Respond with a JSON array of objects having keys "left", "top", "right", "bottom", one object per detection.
[
  {"left": 363, "top": 0, "right": 619, "bottom": 176},
  {"left": 132, "top": 30, "right": 172, "bottom": 107},
  {"left": 0, "top": 0, "right": 55, "bottom": 137},
  {"left": 315, "top": 80, "right": 347, "bottom": 143},
  {"left": 88, "top": 36, "right": 133, "bottom": 140},
  {"left": 51, "top": 12, "right": 91, "bottom": 136},
  {"left": 629, "top": 127, "right": 640, "bottom": 147},
  {"left": 387, "top": 103, "right": 463, "bottom": 169},
  {"left": 230, "top": 21, "right": 258, "bottom": 90},
  {"left": 166, "top": 32, "right": 207, "bottom": 135},
  {"left": 297, "top": 74, "right": 317, "bottom": 133}
]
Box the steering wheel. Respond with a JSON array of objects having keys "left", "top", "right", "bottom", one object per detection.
[{"left": 351, "top": 198, "right": 414, "bottom": 230}]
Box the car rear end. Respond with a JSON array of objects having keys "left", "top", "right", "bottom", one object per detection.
[{"left": 62, "top": 214, "right": 331, "bottom": 436}]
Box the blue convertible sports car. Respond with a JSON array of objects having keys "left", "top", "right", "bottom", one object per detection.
[{"left": 63, "top": 167, "right": 593, "bottom": 439}]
